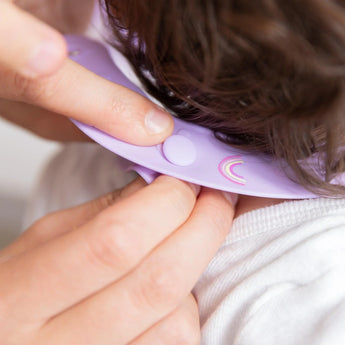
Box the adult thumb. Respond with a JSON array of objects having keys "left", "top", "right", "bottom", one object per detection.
[{"left": 0, "top": 1, "right": 66, "bottom": 78}]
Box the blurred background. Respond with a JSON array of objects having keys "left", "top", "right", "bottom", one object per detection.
[
  {"left": 0, "top": 17, "right": 104, "bottom": 249},
  {"left": 0, "top": 119, "right": 60, "bottom": 249}
]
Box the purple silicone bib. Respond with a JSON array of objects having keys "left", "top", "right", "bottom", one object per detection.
[{"left": 66, "top": 35, "right": 317, "bottom": 199}]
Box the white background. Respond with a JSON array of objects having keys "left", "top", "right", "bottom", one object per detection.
[{"left": 0, "top": 118, "right": 60, "bottom": 248}]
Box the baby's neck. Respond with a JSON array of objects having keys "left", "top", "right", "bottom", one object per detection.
[{"left": 235, "top": 195, "right": 294, "bottom": 218}]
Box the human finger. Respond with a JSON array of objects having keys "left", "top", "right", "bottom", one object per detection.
[
  {"left": 0, "top": 176, "right": 198, "bottom": 323},
  {"left": 39, "top": 188, "right": 234, "bottom": 344},
  {"left": 1, "top": 59, "right": 174, "bottom": 145},
  {"left": 129, "top": 294, "right": 200, "bottom": 345},
  {"left": 0, "top": 1, "right": 66, "bottom": 78},
  {"left": 0, "top": 177, "right": 147, "bottom": 259},
  {"left": 0, "top": 98, "right": 89, "bottom": 141}
]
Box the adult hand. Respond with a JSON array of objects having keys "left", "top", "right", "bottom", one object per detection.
[
  {"left": 0, "top": 0, "right": 173, "bottom": 144},
  {"left": 0, "top": 176, "right": 236, "bottom": 344}
]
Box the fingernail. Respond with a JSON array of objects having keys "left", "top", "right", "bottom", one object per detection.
[
  {"left": 222, "top": 192, "right": 238, "bottom": 206},
  {"left": 145, "top": 107, "right": 172, "bottom": 134},
  {"left": 188, "top": 183, "right": 201, "bottom": 196},
  {"left": 26, "top": 41, "right": 62, "bottom": 77}
]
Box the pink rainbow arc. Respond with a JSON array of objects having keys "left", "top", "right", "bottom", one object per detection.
[{"left": 218, "top": 155, "right": 246, "bottom": 186}]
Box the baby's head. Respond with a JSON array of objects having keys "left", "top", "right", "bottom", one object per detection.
[{"left": 102, "top": 0, "right": 345, "bottom": 196}]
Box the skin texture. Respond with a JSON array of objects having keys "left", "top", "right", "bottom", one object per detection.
[
  {"left": 235, "top": 195, "right": 290, "bottom": 218},
  {"left": 0, "top": 0, "right": 174, "bottom": 144},
  {"left": 0, "top": 176, "right": 235, "bottom": 344}
]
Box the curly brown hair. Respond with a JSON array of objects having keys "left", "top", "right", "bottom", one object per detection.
[{"left": 102, "top": 0, "right": 345, "bottom": 196}]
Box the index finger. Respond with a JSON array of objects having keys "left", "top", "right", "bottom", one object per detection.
[
  {"left": 1, "top": 58, "right": 174, "bottom": 145},
  {"left": 0, "top": 1, "right": 66, "bottom": 77}
]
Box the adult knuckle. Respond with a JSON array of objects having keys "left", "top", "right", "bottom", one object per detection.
[
  {"left": 92, "top": 190, "right": 121, "bottom": 212},
  {"left": 138, "top": 262, "right": 183, "bottom": 312},
  {"left": 108, "top": 90, "right": 128, "bottom": 117},
  {"left": 159, "top": 177, "right": 194, "bottom": 213},
  {"left": 108, "top": 87, "right": 148, "bottom": 117},
  {"left": 29, "top": 214, "right": 55, "bottom": 241},
  {"left": 86, "top": 218, "right": 139, "bottom": 272},
  {"left": 12, "top": 73, "right": 34, "bottom": 100},
  {"left": 167, "top": 311, "right": 201, "bottom": 345},
  {"left": 12, "top": 72, "right": 58, "bottom": 104},
  {"left": 13, "top": 74, "right": 42, "bottom": 102},
  {"left": 105, "top": 90, "right": 147, "bottom": 136},
  {"left": 103, "top": 90, "right": 132, "bottom": 128},
  {"left": 95, "top": 93, "right": 123, "bottom": 133}
]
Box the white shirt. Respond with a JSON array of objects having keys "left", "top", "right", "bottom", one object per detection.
[{"left": 194, "top": 197, "right": 345, "bottom": 345}]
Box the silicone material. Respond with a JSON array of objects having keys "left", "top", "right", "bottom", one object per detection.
[{"left": 66, "top": 34, "right": 317, "bottom": 199}]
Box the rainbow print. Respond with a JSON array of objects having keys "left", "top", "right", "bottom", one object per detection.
[{"left": 218, "top": 155, "right": 246, "bottom": 185}]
